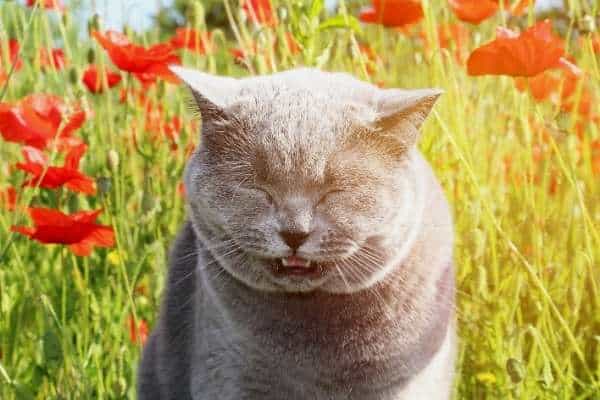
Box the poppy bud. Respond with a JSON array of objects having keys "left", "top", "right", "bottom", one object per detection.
[
  {"left": 580, "top": 15, "right": 596, "bottom": 33},
  {"left": 87, "top": 13, "right": 102, "bottom": 36},
  {"left": 68, "top": 67, "right": 78, "bottom": 85},
  {"left": 61, "top": 11, "right": 70, "bottom": 26},
  {"left": 277, "top": 6, "right": 287, "bottom": 22},
  {"left": 123, "top": 25, "right": 134, "bottom": 39},
  {"left": 107, "top": 149, "right": 119, "bottom": 172},
  {"left": 96, "top": 176, "right": 112, "bottom": 196},
  {"left": 87, "top": 48, "right": 95, "bottom": 64},
  {"left": 112, "top": 377, "right": 127, "bottom": 396}
]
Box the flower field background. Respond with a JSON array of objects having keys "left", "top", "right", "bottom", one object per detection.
[{"left": 0, "top": 0, "right": 599, "bottom": 398}]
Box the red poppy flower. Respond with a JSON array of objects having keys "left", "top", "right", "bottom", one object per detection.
[
  {"left": 359, "top": 0, "right": 423, "bottom": 28},
  {"left": 163, "top": 116, "right": 182, "bottom": 149},
  {"left": 92, "top": 30, "right": 180, "bottom": 83},
  {"left": 591, "top": 35, "right": 600, "bottom": 54},
  {"left": 135, "top": 100, "right": 182, "bottom": 150},
  {"left": 0, "top": 187, "right": 17, "bottom": 211},
  {"left": 16, "top": 144, "right": 96, "bottom": 195},
  {"left": 26, "top": 0, "right": 65, "bottom": 12},
  {"left": 514, "top": 59, "right": 582, "bottom": 102},
  {"left": 421, "top": 23, "right": 470, "bottom": 62},
  {"left": 0, "top": 94, "right": 86, "bottom": 149},
  {"left": 1, "top": 39, "right": 22, "bottom": 71},
  {"left": 82, "top": 64, "right": 122, "bottom": 93},
  {"left": 592, "top": 141, "right": 600, "bottom": 176},
  {"left": 356, "top": 43, "right": 381, "bottom": 75},
  {"left": 0, "top": 70, "right": 8, "bottom": 85},
  {"left": 281, "top": 32, "right": 301, "bottom": 55},
  {"left": 242, "top": 0, "right": 277, "bottom": 27},
  {"left": 561, "top": 87, "right": 594, "bottom": 117},
  {"left": 133, "top": 71, "right": 160, "bottom": 88},
  {"left": 448, "top": 0, "right": 498, "bottom": 24},
  {"left": 177, "top": 181, "right": 186, "bottom": 198},
  {"left": 169, "top": 28, "right": 213, "bottom": 54},
  {"left": 119, "top": 87, "right": 149, "bottom": 105},
  {"left": 514, "top": 73, "right": 559, "bottom": 101},
  {"left": 0, "top": 39, "right": 22, "bottom": 85},
  {"left": 229, "top": 47, "right": 247, "bottom": 63},
  {"left": 467, "top": 20, "right": 564, "bottom": 77},
  {"left": 229, "top": 45, "right": 255, "bottom": 64},
  {"left": 127, "top": 315, "right": 149, "bottom": 345},
  {"left": 438, "top": 23, "right": 470, "bottom": 51},
  {"left": 12, "top": 208, "right": 115, "bottom": 256},
  {"left": 40, "top": 48, "right": 67, "bottom": 70},
  {"left": 513, "top": 58, "right": 596, "bottom": 117}
]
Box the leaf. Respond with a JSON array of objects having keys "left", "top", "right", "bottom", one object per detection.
[
  {"left": 506, "top": 358, "right": 525, "bottom": 383},
  {"left": 315, "top": 42, "right": 334, "bottom": 69},
  {"left": 540, "top": 361, "right": 555, "bottom": 388},
  {"left": 310, "top": 0, "right": 324, "bottom": 19},
  {"left": 43, "top": 329, "right": 63, "bottom": 366},
  {"left": 318, "top": 14, "right": 362, "bottom": 34},
  {"left": 14, "top": 385, "right": 35, "bottom": 400}
]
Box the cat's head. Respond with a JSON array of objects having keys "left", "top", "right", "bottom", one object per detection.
[{"left": 172, "top": 66, "right": 441, "bottom": 293}]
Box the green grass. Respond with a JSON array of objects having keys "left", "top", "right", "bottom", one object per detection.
[{"left": 0, "top": 1, "right": 599, "bottom": 398}]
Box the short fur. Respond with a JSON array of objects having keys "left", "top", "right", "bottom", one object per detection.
[{"left": 138, "top": 68, "right": 456, "bottom": 399}]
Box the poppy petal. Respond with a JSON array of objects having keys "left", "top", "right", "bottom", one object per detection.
[
  {"left": 449, "top": 0, "right": 498, "bottom": 24},
  {"left": 69, "top": 241, "right": 93, "bottom": 256},
  {"left": 467, "top": 20, "right": 564, "bottom": 77},
  {"left": 64, "top": 143, "right": 87, "bottom": 169},
  {"left": 359, "top": 0, "right": 423, "bottom": 28}
]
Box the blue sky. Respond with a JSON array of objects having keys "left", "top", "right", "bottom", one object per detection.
[
  {"left": 72, "top": 0, "right": 564, "bottom": 33},
  {"left": 77, "top": 0, "right": 174, "bottom": 32}
]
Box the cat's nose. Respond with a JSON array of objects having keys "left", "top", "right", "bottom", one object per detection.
[{"left": 279, "top": 230, "right": 310, "bottom": 250}]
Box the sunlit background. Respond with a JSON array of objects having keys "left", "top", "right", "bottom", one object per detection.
[{"left": 0, "top": 0, "right": 598, "bottom": 399}]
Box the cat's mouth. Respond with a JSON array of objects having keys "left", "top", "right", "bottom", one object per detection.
[{"left": 270, "top": 255, "right": 325, "bottom": 278}]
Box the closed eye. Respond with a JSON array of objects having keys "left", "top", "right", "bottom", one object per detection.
[{"left": 317, "top": 190, "right": 344, "bottom": 206}]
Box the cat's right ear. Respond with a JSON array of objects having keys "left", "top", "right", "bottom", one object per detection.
[{"left": 169, "top": 65, "right": 239, "bottom": 119}]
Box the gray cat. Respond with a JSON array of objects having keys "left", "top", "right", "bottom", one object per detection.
[{"left": 137, "top": 66, "right": 456, "bottom": 400}]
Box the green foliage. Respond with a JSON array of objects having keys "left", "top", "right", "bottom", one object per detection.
[
  {"left": 155, "top": 0, "right": 230, "bottom": 34},
  {"left": 0, "top": 1, "right": 599, "bottom": 399}
]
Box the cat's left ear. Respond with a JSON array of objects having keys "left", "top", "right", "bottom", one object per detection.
[{"left": 373, "top": 88, "right": 443, "bottom": 150}]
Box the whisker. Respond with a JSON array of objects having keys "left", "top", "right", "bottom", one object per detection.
[
  {"left": 343, "top": 253, "right": 397, "bottom": 320},
  {"left": 333, "top": 264, "right": 351, "bottom": 292}
]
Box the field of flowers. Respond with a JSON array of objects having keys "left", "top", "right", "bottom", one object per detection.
[{"left": 0, "top": 0, "right": 598, "bottom": 398}]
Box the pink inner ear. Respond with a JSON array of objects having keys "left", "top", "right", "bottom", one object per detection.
[{"left": 368, "top": 89, "right": 443, "bottom": 153}]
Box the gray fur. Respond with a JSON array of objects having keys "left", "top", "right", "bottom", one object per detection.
[{"left": 138, "top": 68, "right": 456, "bottom": 399}]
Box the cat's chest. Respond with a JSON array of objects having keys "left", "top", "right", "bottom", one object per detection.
[
  {"left": 188, "top": 309, "right": 420, "bottom": 400},
  {"left": 188, "top": 346, "right": 404, "bottom": 400},
  {"left": 188, "top": 262, "right": 454, "bottom": 399}
]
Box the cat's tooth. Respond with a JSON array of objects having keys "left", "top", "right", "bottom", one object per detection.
[{"left": 281, "top": 257, "right": 312, "bottom": 268}]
